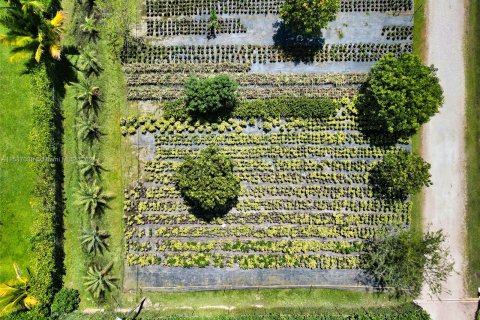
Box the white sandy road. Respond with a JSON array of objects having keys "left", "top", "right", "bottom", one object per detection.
[{"left": 415, "top": 0, "right": 478, "bottom": 319}]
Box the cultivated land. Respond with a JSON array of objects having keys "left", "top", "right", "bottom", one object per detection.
[{"left": 121, "top": 0, "right": 416, "bottom": 291}]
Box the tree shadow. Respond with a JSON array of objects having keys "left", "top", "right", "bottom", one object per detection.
[
  {"left": 185, "top": 196, "right": 239, "bottom": 222},
  {"left": 272, "top": 21, "right": 325, "bottom": 64}
]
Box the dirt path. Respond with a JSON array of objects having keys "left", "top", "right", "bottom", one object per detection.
[{"left": 416, "top": 0, "right": 477, "bottom": 319}]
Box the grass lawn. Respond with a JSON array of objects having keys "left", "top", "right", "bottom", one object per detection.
[
  {"left": 122, "top": 288, "right": 408, "bottom": 316},
  {"left": 0, "top": 32, "right": 36, "bottom": 282},
  {"left": 465, "top": 0, "right": 480, "bottom": 297}
]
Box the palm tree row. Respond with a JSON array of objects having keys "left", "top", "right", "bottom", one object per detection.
[{"left": 70, "top": 0, "right": 118, "bottom": 302}]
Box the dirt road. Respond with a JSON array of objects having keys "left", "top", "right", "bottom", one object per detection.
[{"left": 416, "top": 0, "right": 478, "bottom": 319}]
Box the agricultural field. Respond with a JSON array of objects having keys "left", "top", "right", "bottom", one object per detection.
[{"left": 121, "top": 0, "right": 415, "bottom": 290}]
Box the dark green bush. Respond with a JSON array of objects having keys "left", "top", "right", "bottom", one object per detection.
[
  {"left": 164, "top": 97, "right": 338, "bottom": 121},
  {"left": 369, "top": 150, "right": 432, "bottom": 201},
  {"left": 50, "top": 288, "right": 80, "bottom": 317},
  {"left": 184, "top": 75, "right": 239, "bottom": 118},
  {"left": 174, "top": 146, "right": 240, "bottom": 217},
  {"left": 358, "top": 53, "right": 443, "bottom": 137}
]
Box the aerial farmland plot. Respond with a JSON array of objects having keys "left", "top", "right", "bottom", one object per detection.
[{"left": 121, "top": 0, "right": 414, "bottom": 291}]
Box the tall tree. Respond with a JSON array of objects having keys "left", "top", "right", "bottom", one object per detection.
[
  {"left": 83, "top": 262, "right": 118, "bottom": 300},
  {"left": 80, "top": 226, "right": 110, "bottom": 255},
  {"left": 74, "top": 182, "right": 110, "bottom": 218},
  {"left": 0, "top": 0, "right": 66, "bottom": 63}
]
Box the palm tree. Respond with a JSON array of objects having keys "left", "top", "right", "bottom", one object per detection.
[
  {"left": 78, "top": 49, "right": 103, "bottom": 77},
  {"left": 78, "top": 153, "right": 106, "bottom": 182},
  {"left": 80, "top": 15, "right": 99, "bottom": 42},
  {"left": 74, "top": 182, "right": 110, "bottom": 218},
  {"left": 0, "top": 1, "right": 66, "bottom": 63},
  {"left": 80, "top": 226, "right": 110, "bottom": 255},
  {"left": 0, "top": 264, "right": 38, "bottom": 316},
  {"left": 77, "top": 115, "right": 103, "bottom": 145},
  {"left": 83, "top": 262, "right": 118, "bottom": 299},
  {"left": 74, "top": 79, "right": 101, "bottom": 116}
]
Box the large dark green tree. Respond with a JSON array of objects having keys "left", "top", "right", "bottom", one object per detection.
[
  {"left": 184, "top": 75, "right": 239, "bottom": 118},
  {"left": 370, "top": 150, "right": 432, "bottom": 200},
  {"left": 362, "top": 230, "right": 453, "bottom": 297},
  {"left": 174, "top": 146, "right": 240, "bottom": 217},
  {"left": 280, "top": 0, "right": 340, "bottom": 36},
  {"left": 358, "top": 53, "right": 444, "bottom": 137}
]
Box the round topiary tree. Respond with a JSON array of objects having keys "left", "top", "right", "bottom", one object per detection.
[
  {"left": 358, "top": 53, "right": 444, "bottom": 138},
  {"left": 280, "top": 0, "right": 340, "bottom": 36},
  {"left": 50, "top": 288, "right": 80, "bottom": 318},
  {"left": 184, "top": 75, "right": 239, "bottom": 119},
  {"left": 174, "top": 146, "right": 240, "bottom": 217},
  {"left": 369, "top": 150, "right": 432, "bottom": 200}
]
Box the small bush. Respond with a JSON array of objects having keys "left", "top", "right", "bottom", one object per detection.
[
  {"left": 184, "top": 75, "right": 239, "bottom": 118},
  {"left": 50, "top": 288, "right": 80, "bottom": 317},
  {"left": 174, "top": 146, "right": 240, "bottom": 217}
]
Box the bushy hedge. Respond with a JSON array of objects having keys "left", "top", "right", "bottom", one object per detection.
[
  {"left": 27, "top": 64, "right": 64, "bottom": 316},
  {"left": 63, "top": 303, "right": 430, "bottom": 319},
  {"left": 50, "top": 288, "right": 80, "bottom": 317},
  {"left": 163, "top": 97, "right": 338, "bottom": 120}
]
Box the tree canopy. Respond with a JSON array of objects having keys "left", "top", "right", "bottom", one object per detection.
[
  {"left": 184, "top": 75, "right": 239, "bottom": 119},
  {"left": 362, "top": 230, "right": 453, "bottom": 297},
  {"left": 174, "top": 146, "right": 240, "bottom": 217},
  {"left": 369, "top": 150, "right": 432, "bottom": 200},
  {"left": 280, "top": 0, "right": 340, "bottom": 37},
  {"left": 358, "top": 53, "right": 443, "bottom": 137}
]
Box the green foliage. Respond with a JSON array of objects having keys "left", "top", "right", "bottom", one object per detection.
[
  {"left": 28, "top": 64, "right": 63, "bottom": 316},
  {"left": 83, "top": 262, "right": 118, "bottom": 300},
  {"left": 74, "top": 183, "right": 110, "bottom": 218},
  {"left": 80, "top": 227, "right": 110, "bottom": 256},
  {"left": 370, "top": 150, "right": 432, "bottom": 200},
  {"left": 78, "top": 154, "right": 106, "bottom": 182},
  {"left": 163, "top": 97, "right": 338, "bottom": 121},
  {"left": 358, "top": 53, "right": 444, "bottom": 137},
  {"left": 362, "top": 230, "right": 453, "bottom": 297},
  {"left": 174, "top": 146, "right": 240, "bottom": 216},
  {"left": 280, "top": 0, "right": 340, "bottom": 36},
  {"left": 0, "top": 264, "right": 38, "bottom": 317},
  {"left": 58, "top": 303, "right": 431, "bottom": 319},
  {"left": 184, "top": 75, "right": 239, "bottom": 118},
  {"left": 74, "top": 78, "right": 101, "bottom": 116},
  {"left": 76, "top": 115, "right": 104, "bottom": 145},
  {"left": 50, "top": 288, "right": 80, "bottom": 318}
]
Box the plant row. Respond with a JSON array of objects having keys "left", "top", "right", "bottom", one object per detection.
[
  {"left": 144, "top": 0, "right": 412, "bottom": 17},
  {"left": 153, "top": 145, "right": 404, "bottom": 160},
  {"left": 123, "top": 211, "right": 411, "bottom": 227},
  {"left": 381, "top": 25, "right": 413, "bottom": 41},
  {"left": 125, "top": 252, "right": 360, "bottom": 269},
  {"left": 146, "top": 17, "right": 246, "bottom": 36},
  {"left": 132, "top": 197, "right": 410, "bottom": 213},
  {"left": 123, "top": 62, "right": 252, "bottom": 73},
  {"left": 121, "top": 41, "right": 413, "bottom": 64},
  {"left": 127, "top": 84, "right": 359, "bottom": 101},
  {"left": 124, "top": 72, "right": 368, "bottom": 87}
]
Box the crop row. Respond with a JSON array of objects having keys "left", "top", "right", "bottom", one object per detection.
[
  {"left": 146, "top": 17, "right": 247, "bottom": 37},
  {"left": 124, "top": 211, "right": 410, "bottom": 227},
  {"left": 125, "top": 252, "right": 360, "bottom": 269},
  {"left": 127, "top": 85, "right": 359, "bottom": 101},
  {"left": 124, "top": 72, "right": 368, "bottom": 87},
  {"left": 123, "top": 62, "right": 252, "bottom": 74},
  {"left": 132, "top": 197, "right": 410, "bottom": 214},
  {"left": 153, "top": 145, "right": 404, "bottom": 160},
  {"left": 121, "top": 42, "right": 413, "bottom": 64},
  {"left": 144, "top": 0, "right": 412, "bottom": 17},
  {"left": 132, "top": 184, "right": 375, "bottom": 199},
  {"left": 126, "top": 239, "right": 363, "bottom": 255},
  {"left": 381, "top": 25, "right": 413, "bottom": 41},
  {"left": 152, "top": 131, "right": 382, "bottom": 146}
]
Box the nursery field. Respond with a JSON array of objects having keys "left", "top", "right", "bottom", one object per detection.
[{"left": 121, "top": 0, "right": 415, "bottom": 290}]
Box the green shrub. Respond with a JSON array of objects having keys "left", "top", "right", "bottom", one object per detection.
[
  {"left": 280, "top": 0, "right": 340, "bottom": 36},
  {"left": 174, "top": 146, "right": 240, "bottom": 217},
  {"left": 358, "top": 53, "right": 444, "bottom": 137},
  {"left": 164, "top": 97, "right": 338, "bottom": 121},
  {"left": 50, "top": 288, "right": 80, "bottom": 317},
  {"left": 370, "top": 150, "right": 432, "bottom": 200},
  {"left": 184, "top": 75, "right": 239, "bottom": 118}
]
